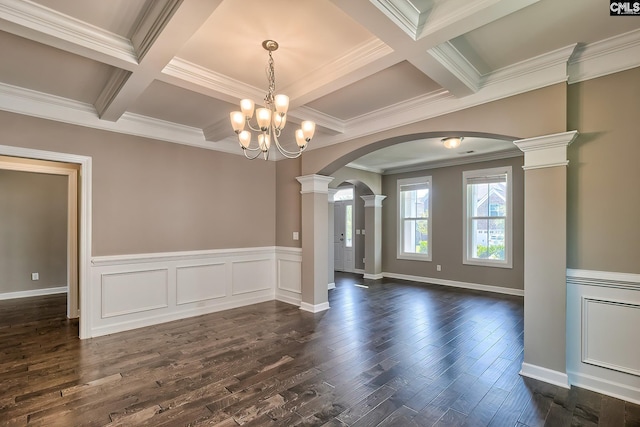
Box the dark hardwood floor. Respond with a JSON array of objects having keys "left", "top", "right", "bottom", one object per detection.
[{"left": 1, "top": 273, "right": 639, "bottom": 426}]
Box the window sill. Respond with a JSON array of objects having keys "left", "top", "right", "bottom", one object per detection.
[
  {"left": 397, "top": 254, "right": 432, "bottom": 262},
  {"left": 463, "top": 259, "right": 512, "bottom": 269}
]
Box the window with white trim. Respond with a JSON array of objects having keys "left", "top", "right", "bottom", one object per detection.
[
  {"left": 397, "top": 176, "right": 432, "bottom": 261},
  {"left": 463, "top": 166, "right": 512, "bottom": 268}
]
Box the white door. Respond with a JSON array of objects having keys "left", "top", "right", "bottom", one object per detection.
[{"left": 334, "top": 200, "right": 355, "bottom": 272}]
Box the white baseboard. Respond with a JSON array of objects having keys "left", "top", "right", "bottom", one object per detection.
[
  {"left": 275, "top": 292, "right": 301, "bottom": 307},
  {"left": 328, "top": 282, "right": 335, "bottom": 290},
  {"left": 0, "top": 286, "right": 67, "bottom": 300},
  {"left": 354, "top": 269, "right": 365, "bottom": 275},
  {"left": 520, "top": 362, "right": 570, "bottom": 389},
  {"left": 300, "top": 302, "right": 330, "bottom": 313},
  {"left": 382, "top": 272, "right": 524, "bottom": 296},
  {"left": 363, "top": 273, "right": 384, "bottom": 280},
  {"left": 91, "top": 294, "right": 274, "bottom": 338},
  {"left": 568, "top": 370, "right": 640, "bottom": 405}
]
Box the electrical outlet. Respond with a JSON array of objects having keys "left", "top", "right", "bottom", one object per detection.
[
  {"left": 363, "top": 258, "right": 365, "bottom": 264},
  {"left": 31, "top": 272, "right": 39, "bottom": 280},
  {"left": 436, "top": 265, "right": 441, "bottom": 272}
]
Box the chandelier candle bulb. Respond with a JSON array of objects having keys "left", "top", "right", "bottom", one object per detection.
[
  {"left": 256, "top": 108, "right": 271, "bottom": 130},
  {"left": 239, "top": 131, "right": 251, "bottom": 148},
  {"left": 258, "top": 133, "right": 271, "bottom": 151},
  {"left": 274, "top": 113, "right": 286, "bottom": 129},
  {"left": 230, "top": 111, "right": 245, "bottom": 132},
  {"left": 229, "top": 39, "right": 315, "bottom": 159},
  {"left": 301, "top": 121, "right": 316, "bottom": 140},
  {"left": 274, "top": 94, "right": 289, "bottom": 114},
  {"left": 240, "top": 99, "right": 255, "bottom": 118},
  {"left": 295, "top": 129, "right": 306, "bottom": 147}
]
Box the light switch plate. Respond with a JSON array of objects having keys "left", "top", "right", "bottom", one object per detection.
[{"left": 293, "top": 231, "right": 299, "bottom": 241}]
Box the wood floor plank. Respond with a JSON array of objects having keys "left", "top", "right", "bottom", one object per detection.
[{"left": 1, "top": 273, "right": 639, "bottom": 426}]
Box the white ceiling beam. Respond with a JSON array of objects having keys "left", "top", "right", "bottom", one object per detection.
[
  {"left": 0, "top": 0, "right": 137, "bottom": 70},
  {"left": 331, "top": 0, "right": 540, "bottom": 97},
  {"left": 96, "top": 0, "right": 223, "bottom": 122}
]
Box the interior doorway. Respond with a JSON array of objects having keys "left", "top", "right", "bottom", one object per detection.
[
  {"left": 0, "top": 145, "right": 91, "bottom": 338},
  {"left": 0, "top": 156, "right": 79, "bottom": 319},
  {"left": 334, "top": 186, "right": 355, "bottom": 273}
]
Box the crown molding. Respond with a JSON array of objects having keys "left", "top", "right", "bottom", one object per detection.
[
  {"left": 343, "top": 162, "right": 385, "bottom": 175},
  {"left": 369, "top": 0, "right": 429, "bottom": 40},
  {"left": 162, "top": 57, "right": 262, "bottom": 103},
  {"left": 94, "top": 69, "right": 131, "bottom": 120},
  {"left": 568, "top": 28, "right": 640, "bottom": 84},
  {"left": 482, "top": 43, "right": 576, "bottom": 88},
  {"left": 131, "top": 0, "right": 182, "bottom": 60},
  {"left": 428, "top": 42, "right": 482, "bottom": 93},
  {"left": 310, "top": 43, "right": 576, "bottom": 151},
  {"left": 282, "top": 38, "right": 393, "bottom": 101},
  {"left": 0, "top": 81, "right": 224, "bottom": 152},
  {"left": 0, "top": 0, "right": 137, "bottom": 69}
]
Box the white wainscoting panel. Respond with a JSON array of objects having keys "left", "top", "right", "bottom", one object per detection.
[
  {"left": 231, "top": 259, "right": 273, "bottom": 295},
  {"left": 176, "top": 263, "right": 226, "bottom": 305},
  {"left": 582, "top": 298, "right": 640, "bottom": 376},
  {"left": 101, "top": 269, "right": 168, "bottom": 318},
  {"left": 90, "top": 247, "right": 282, "bottom": 337},
  {"left": 275, "top": 247, "right": 302, "bottom": 306},
  {"left": 567, "top": 269, "right": 640, "bottom": 405}
]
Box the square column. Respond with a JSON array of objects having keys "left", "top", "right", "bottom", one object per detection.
[
  {"left": 514, "top": 130, "right": 578, "bottom": 388},
  {"left": 361, "top": 195, "right": 386, "bottom": 280},
  {"left": 296, "top": 174, "right": 334, "bottom": 313}
]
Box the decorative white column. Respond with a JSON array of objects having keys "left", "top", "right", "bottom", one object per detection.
[
  {"left": 361, "top": 195, "right": 386, "bottom": 280},
  {"left": 327, "top": 189, "right": 338, "bottom": 290},
  {"left": 514, "top": 130, "right": 578, "bottom": 389},
  {"left": 296, "top": 174, "right": 334, "bottom": 313}
]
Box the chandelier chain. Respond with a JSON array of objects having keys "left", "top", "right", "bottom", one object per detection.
[{"left": 264, "top": 51, "right": 276, "bottom": 108}]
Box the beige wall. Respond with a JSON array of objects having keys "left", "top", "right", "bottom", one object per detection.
[
  {"left": 0, "top": 170, "right": 67, "bottom": 293},
  {"left": 303, "top": 84, "right": 566, "bottom": 176},
  {"left": 382, "top": 156, "right": 525, "bottom": 290},
  {"left": 567, "top": 67, "right": 640, "bottom": 273},
  {"left": 0, "top": 111, "right": 276, "bottom": 256},
  {"left": 275, "top": 157, "right": 302, "bottom": 248}
]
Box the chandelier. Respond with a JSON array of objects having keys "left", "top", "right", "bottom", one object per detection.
[{"left": 230, "top": 40, "right": 316, "bottom": 160}]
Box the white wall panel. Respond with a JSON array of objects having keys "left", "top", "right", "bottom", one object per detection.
[
  {"left": 90, "top": 247, "right": 288, "bottom": 337},
  {"left": 278, "top": 259, "right": 302, "bottom": 293},
  {"left": 275, "top": 248, "right": 302, "bottom": 306},
  {"left": 567, "top": 269, "right": 640, "bottom": 405},
  {"left": 176, "top": 263, "right": 226, "bottom": 305},
  {"left": 231, "top": 259, "right": 273, "bottom": 295},
  {"left": 101, "top": 269, "right": 168, "bottom": 318},
  {"left": 582, "top": 298, "right": 640, "bottom": 376}
]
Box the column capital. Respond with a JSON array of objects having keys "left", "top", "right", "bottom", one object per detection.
[
  {"left": 361, "top": 195, "right": 387, "bottom": 208},
  {"left": 296, "top": 174, "right": 334, "bottom": 194},
  {"left": 514, "top": 130, "right": 578, "bottom": 170},
  {"left": 328, "top": 188, "right": 338, "bottom": 203}
]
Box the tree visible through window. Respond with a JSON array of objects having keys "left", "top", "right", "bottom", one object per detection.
[
  {"left": 463, "top": 167, "right": 512, "bottom": 268},
  {"left": 397, "top": 176, "right": 432, "bottom": 261}
]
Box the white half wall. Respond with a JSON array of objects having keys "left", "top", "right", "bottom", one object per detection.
[
  {"left": 567, "top": 269, "right": 640, "bottom": 405},
  {"left": 90, "top": 246, "right": 301, "bottom": 337}
]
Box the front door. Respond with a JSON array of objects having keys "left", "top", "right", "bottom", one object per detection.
[{"left": 334, "top": 200, "right": 354, "bottom": 272}]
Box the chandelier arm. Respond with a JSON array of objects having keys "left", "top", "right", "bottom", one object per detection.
[
  {"left": 245, "top": 121, "right": 262, "bottom": 132},
  {"left": 271, "top": 129, "right": 306, "bottom": 158},
  {"left": 243, "top": 148, "right": 264, "bottom": 160}
]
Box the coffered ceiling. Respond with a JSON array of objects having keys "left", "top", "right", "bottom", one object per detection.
[{"left": 0, "top": 0, "right": 639, "bottom": 165}]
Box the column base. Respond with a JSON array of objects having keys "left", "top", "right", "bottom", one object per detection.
[
  {"left": 300, "top": 302, "right": 330, "bottom": 313},
  {"left": 520, "top": 362, "right": 570, "bottom": 389}
]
